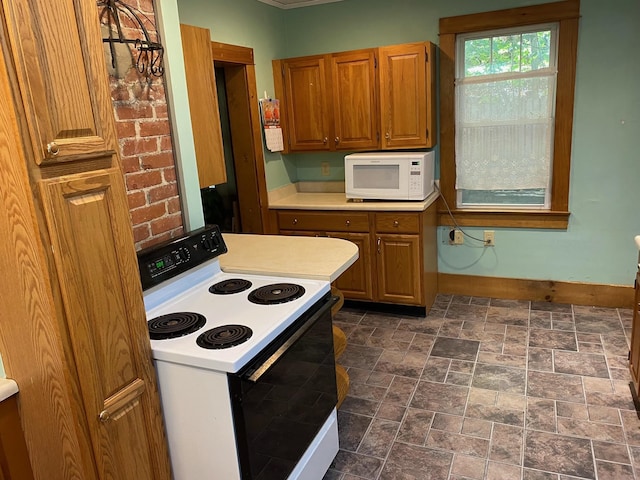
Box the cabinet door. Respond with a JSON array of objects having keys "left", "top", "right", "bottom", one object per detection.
[
  {"left": 331, "top": 50, "right": 378, "bottom": 150},
  {"left": 39, "top": 168, "right": 171, "bottom": 480},
  {"left": 630, "top": 272, "right": 640, "bottom": 395},
  {"left": 379, "top": 42, "right": 435, "bottom": 149},
  {"left": 376, "top": 234, "right": 423, "bottom": 305},
  {"left": 329, "top": 232, "right": 374, "bottom": 301},
  {"left": 2, "top": 0, "right": 116, "bottom": 164},
  {"left": 181, "top": 23, "right": 227, "bottom": 188},
  {"left": 280, "top": 55, "right": 332, "bottom": 151}
]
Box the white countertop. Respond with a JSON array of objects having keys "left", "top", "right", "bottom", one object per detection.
[
  {"left": 219, "top": 233, "right": 359, "bottom": 282},
  {"left": 0, "top": 378, "right": 18, "bottom": 402},
  {"left": 268, "top": 190, "right": 439, "bottom": 212}
]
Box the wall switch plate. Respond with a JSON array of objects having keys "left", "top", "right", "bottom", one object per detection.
[
  {"left": 321, "top": 161, "right": 330, "bottom": 176},
  {"left": 484, "top": 230, "right": 495, "bottom": 246}
]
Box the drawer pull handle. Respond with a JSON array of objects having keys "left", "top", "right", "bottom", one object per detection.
[
  {"left": 345, "top": 220, "right": 350, "bottom": 226},
  {"left": 292, "top": 218, "right": 298, "bottom": 225},
  {"left": 47, "top": 142, "right": 60, "bottom": 156},
  {"left": 377, "top": 237, "right": 381, "bottom": 254},
  {"left": 393, "top": 220, "right": 399, "bottom": 227}
]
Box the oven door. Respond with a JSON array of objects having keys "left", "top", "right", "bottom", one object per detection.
[{"left": 228, "top": 292, "right": 338, "bottom": 480}]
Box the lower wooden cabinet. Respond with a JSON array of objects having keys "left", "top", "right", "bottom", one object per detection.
[
  {"left": 0, "top": 395, "right": 34, "bottom": 480},
  {"left": 330, "top": 232, "right": 373, "bottom": 300},
  {"left": 630, "top": 271, "right": 640, "bottom": 396},
  {"left": 376, "top": 234, "right": 422, "bottom": 304},
  {"left": 276, "top": 204, "right": 437, "bottom": 309}
]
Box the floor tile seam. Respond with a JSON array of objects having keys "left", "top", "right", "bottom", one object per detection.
[{"left": 371, "top": 397, "right": 436, "bottom": 480}]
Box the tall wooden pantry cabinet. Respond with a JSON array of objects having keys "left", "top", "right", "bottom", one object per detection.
[{"left": 0, "top": 1, "right": 171, "bottom": 479}]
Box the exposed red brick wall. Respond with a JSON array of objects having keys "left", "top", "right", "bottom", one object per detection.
[{"left": 104, "top": 0, "right": 184, "bottom": 250}]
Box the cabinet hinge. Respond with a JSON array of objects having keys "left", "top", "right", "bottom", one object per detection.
[
  {"left": 426, "top": 128, "right": 429, "bottom": 139},
  {"left": 425, "top": 47, "right": 428, "bottom": 62},
  {"left": 374, "top": 55, "right": 377, "bottom": 69}
]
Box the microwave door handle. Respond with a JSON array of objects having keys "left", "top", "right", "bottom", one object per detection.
[{"left": 244, "top": 296, "right": 336, "bottom": 383}]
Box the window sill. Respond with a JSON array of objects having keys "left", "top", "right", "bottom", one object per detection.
[{"left": 437, "top": 206, "right": 570, "bottom": 229}]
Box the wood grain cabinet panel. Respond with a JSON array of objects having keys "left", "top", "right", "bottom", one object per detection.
[
  {"left": 379, "top": 42, "right": 436, "bottom": 149},
  {"left": 330, "top": 50, "right": 378, "bottom": 151},
  {"left": 0, "top": 1, "right": 172, "bottom": 478},
  {"left": 277, "top": 211, "right": 369, "bottom": 232},
  {"left": 39, "top": 168, "right": 170, "bottom": 480},
  {"left": 277, "top": 206, "right": 438, "bottom": 308},
  {"left": 329, "top": 232, "right": 374, "bottom": 301},
  {"left": 275, "top": 49, "right": 377, "bottom": 152},
  {"left": 630, "top": 271, "right": 640, "bottom": 396},
  {"left": 278, "top": 55, "right": 332, "bottom": 151},
  {"left": 180, "top": 23, "right": 227, "bottom": 188},
  {"left": 2, "top": 0, "right": 117, "bottom": 164},
  {"left": 274, "top": 41, "right": 436, "bottom": 153},
  {"left": 375, "top": 234, "right": 422, "bottom": 305}
]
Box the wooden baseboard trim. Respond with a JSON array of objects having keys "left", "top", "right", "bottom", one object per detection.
[{"left": 438, "top": 273, "right": 634, "bottom": 309}]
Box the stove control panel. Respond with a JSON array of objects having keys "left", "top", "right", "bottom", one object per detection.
[{"left": 137, "top": 224, "right": 228, "bottom": 290}]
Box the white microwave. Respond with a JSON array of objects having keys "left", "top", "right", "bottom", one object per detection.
[{"left": 344, "top": 152, "right": 435, "bottom": 201}]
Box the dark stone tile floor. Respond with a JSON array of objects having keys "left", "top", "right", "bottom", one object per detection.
[{"left": 324, "top": 294, "right": 639, "bottom": 480}]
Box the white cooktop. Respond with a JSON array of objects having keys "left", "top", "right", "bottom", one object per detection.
[{"left": 143, "top": 260, "right": 330, "bottom": 373}]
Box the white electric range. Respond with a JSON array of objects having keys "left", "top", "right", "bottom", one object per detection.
[{"left": 138, "top": 225, "right": 339, "bottom": 480}]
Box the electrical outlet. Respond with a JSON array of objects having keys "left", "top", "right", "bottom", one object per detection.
[
  {"left": 449, "top": 228, "right": 463, "bottom": 245},
  {"left": 321, "top": 161, "right": 330, "bottom": 176},
  {"left": 484, "top": 230, "right": 495, "bottom": 246}
]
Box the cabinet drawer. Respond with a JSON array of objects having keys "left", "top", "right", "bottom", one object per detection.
[
  {"left": 278, "top": 211, "right": 369, "bottom": 232},
  {"left": 374, "top": 213, "right": 420, "bottom": 234}
]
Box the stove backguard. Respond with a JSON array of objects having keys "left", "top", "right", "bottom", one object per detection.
[{"left": 137, "top": 225, "right": 227, "bottom": 290}]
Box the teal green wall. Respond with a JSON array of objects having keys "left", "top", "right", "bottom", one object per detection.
[{"left": 174, "top": 0, "right": 640, "bottom": 287}]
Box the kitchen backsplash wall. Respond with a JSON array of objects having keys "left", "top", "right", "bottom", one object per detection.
[{"left": 106, "top": 0, "right": 184, "bottom": 250}]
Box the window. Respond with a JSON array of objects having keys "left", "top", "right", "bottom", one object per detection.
[{"left": 439, "top": 0, "right": 580, "bottom": 228}]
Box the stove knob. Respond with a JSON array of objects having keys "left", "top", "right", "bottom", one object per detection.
[
  {"left": 178, "top": 247, "right": 190, "bottom": 262},
  {"left": 202, "top": 235, "right": 216, "bottom": 251}
]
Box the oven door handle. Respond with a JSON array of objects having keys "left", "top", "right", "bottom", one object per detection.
[{"left": 245, "top": 295, "right": 337, "bottom": 383}]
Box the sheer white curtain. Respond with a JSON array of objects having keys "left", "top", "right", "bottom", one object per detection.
[{"left": 455, "top": 71, "right": 556, "bottom": 191}]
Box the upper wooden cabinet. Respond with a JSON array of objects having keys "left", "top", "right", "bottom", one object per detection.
[
  {"left": 379, "top": 42, "right": 436, "bottom": 149},
  {"left": 180, "top": 23, "right": 227, "bottom": 188},
  {"left": 273, "top": 41, "right": 436, "bottom": 153},
  {"left": 2, "top": 0, "right": 117, "bottom": 164},
  {"left": 277, "top": 55, "right": 333, "bottom": 151},
  {"left": 330, "top": 50, "right": 378, "bottom": 151},
  {"left": 274, "top": 49, "right": 378, "bottom": 152}
]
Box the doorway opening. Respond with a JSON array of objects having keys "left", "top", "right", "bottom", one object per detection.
[{"left": 200, "top": 43, "right": 270, "bottom": 235}]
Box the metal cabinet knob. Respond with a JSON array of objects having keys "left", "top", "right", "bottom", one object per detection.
[
  {"left": 99, "top": 410, "right": 110, "bottom": 423},
  {"left": 323, "top": 137, "right": 328, "bottom": 144},
  {"left": 335, "top": 137, "right": 340, "bottom": 144},
  {"left": 47, "top": 142, "right": 60, "bottom": 156},
  {"left": 393, "top": 220, "right": 399, "bottom": 227},
  {"left": 292, "top": 218, "right": 298, "bottom": 225},
  {"left": 345, "top": 220, "right": 350, "bottom": 226},
  {"left": 385, "top": 132, "right": 390, "bottom": 139}
]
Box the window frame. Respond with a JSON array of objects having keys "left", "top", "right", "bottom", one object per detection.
[{"left": 438, "top": 0, "right": 580, "bottom": 229}]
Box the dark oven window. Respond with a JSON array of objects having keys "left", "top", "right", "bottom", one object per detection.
[{"left": 228, "top": 295, "right": 337, "bottom": 480}]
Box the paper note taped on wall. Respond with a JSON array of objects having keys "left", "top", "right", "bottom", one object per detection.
[{"left": 264, "top": 126, "right": 284, "bottom": 152}]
